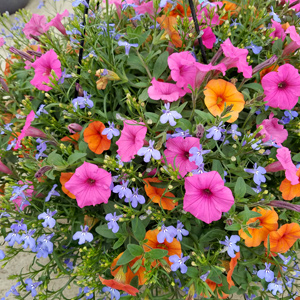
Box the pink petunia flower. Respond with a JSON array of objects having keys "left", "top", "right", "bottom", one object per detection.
[
  {"left": 0, "top": 37, "right": 5, "bottom": 47},
  {"left": 283, "top": 26, "right": 300, "bottom": 56},
  {"left": 265, "top": 161, "right": 285, "bottom": 173},
  {"left": 183, "top": 171, "right": 234, "bottom": 224},
  {"left": 148, "top": 78, "right": 186, "bottom": 102},
  {"left": 64, "top": 162, "right": 112, "bottom": 208},
  {"left": 279, "top": 0, "right": 300, "bottom": 11},
  {"left": 13, "top": 181, "right": 34, "bottom": 211},
  {"left": 256, "top": 112, "right": 288, "bottom": 145},
  {"left": 14, "top": 111, "right": 46, "bottom": 150},
  {"left": 134, "top": 1, "right": 155, "bottom": 15},
  {"left": 44, "top": 9, "right": 69, "bottom": 35},
  {"left": 23, "top": 14, "right": 47, "bottom": 39},
  {"left": 269, "top": 20, "right": 286, "bottom": 42},
  {"left": 220, "top": 38, "right": 252, "bottom": 78},
  {"left": 164, "top": 137, "right": 200, "bottom": 177},
  {"left": 106, "top": 0, "right": 122, "bottom": 17},
  {"left": 30, "top": 49, "right": 62, "bottom": 91},
  {"left": 0, "top": 157, "right": 12, "bottom": 175},
  {"left": 201, "top": 27, "right": 216, "bottom": 49},
  {"left": 276, "top": 146, "right": 299, "bottom": 185},
  {"left": 261, "top": 64, "right": 300, "bottom": 110},
  {"left": 195, "top": 3, "right": 222, "bottom": 26},
  {"left": 116, "top": 120, "right": 147, "bottom": 162}
]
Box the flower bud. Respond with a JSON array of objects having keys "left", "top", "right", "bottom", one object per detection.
[{"left": 68, "top": 123, "right": 83, "bottom": 133}]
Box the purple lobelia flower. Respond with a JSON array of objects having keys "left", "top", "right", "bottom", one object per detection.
[
  {"left": 45, "top": 184, "right": 60, "bottom": 202},
  {"left": 0, "top": 249, "right": 5, "bottom": 260},
  {"left": 157, "top": 223, "right": 177, "bottom": 243},
  {"left": 245, "top": 42, "right": 263, "bottom": 54},
  {"left": 5, "top": 231, "right": 22, "bottom": 246},
  {"left": 191, "top": 163, "right": 206, "bottom": 175},
  {"left": 175, "top": 221, "right": 189, "bottom": 241},
  {"left": 58, "top": 68, "right": 72, "bottom": 84},
  {"left": 160, "top": 103, "right": 182, "bottom": 126},
  {"left": 220, "top": 235, "right": 240, "bottom": 258},
  {"left": 10, "top": 218, "right": 27, "bottom": 233},
  {"left": 35, "top": 104, "right": 48, "bottom": 117},
  {"left": 73, "top": 225, "right": 93, "bottom": 245},
  {"left": 169, "top": 253, "right": 190, "bottom": 274},
  {"left": 244, "top": 163, "right": 266, "bottom": 186},
  {"left": 72, "top": 0, "right": 89, "bottom": 8},
  {"left": 72, "top": 91, "right": 93, "bottom": 110},
  {"left": 34, "top": 233, "right": 54, "bottom": 258},
  {"left": 189, "top": 145, "right": 210, "bottom": 166},
  {"left": 102, "top": 121, "right": 120, "bottom": 140},
  {"left": 267, "top": 278, "right": 283, "bottom": 295},
  {"left": 125, "top": 187, "right": 145, "bottom": 208},
  {"left": 102, "top": 287, "right": 121, "bottom": 300},
  {"left": 21, "top": 229, "right": 36, "bottom": 250},
  {"left": 105, "top": 212, "right": 123, "bottom": 233},
  {"left": 206, "top": 122, "right": 226, "bottom": 141},
  {"left": 227, "top": 124, "right": 242, "bottom": 139},
  {"left": 257, "top": 262, "right": 274, "bottom": 282},
  {"left": 118, "top": 40, "right": 139, "bottom": 55},
  {"left": 38, "top": 209, "right": 57, "bottom": 228},
  {"left": 25, "top": 278, "right": 43, "bottom": 297},
  {"left": 269, "top": 6, "right": 281, "bottom": 23},
  {"left": 5, "top": 282, "right": 20, "bottom": 297},
  {"left": 0, "top": 122, "right": 13, "bottom": 134},
  {"left": 113, "top": 180, "right": 132, "bottom": 199},
  {"left": 35, "top": 138, "right": 48, "bottom": 159},
  {"left": 10, "top": 185, "right": 28, "bottom": 201},
  {"left": 137, "top": 140, "right": 161, "bottom": 162},
  {"left": 278, "top": 253, "right": 292, "bottom": 272},
  {"left": 200, "top": 271, "right": 210, "bottom": 281},
  {"left": 170, "top": 128, "right": 191, "bottom": 139}
]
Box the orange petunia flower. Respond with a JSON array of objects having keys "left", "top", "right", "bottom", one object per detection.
[
  {"left": 164, "top": 1, "right": 191, "bottom": 17},
  {"left": 111, "top": 253, "right": 147, "bottom": 285},
  {"left": 279, "top": 169, "right": 300, "bottom": 200},
  {"left": 84, "top": 215, "right": 99, "bottom": 230},
  {"left": 259, "top": 65, "right": 279, "bottom": 80},
  {"left": 202, "top": 279, "right": 228, "bottom": 299},
  {"left": 219, "top": 1, "right": 239, "bottom": 24},
  {"left": 264, "top": 223, "right": 300, "bottom": 253},
  {"left": 60, "top": 172, "right": 76, "bottom": 199},
  {"left": 156, "top": 15, "right": 182, "bottom": 48},
  {"left": 239, "top": 207, "right": 278, "bottom": 247},
  {"left": 143, "top": 229, "right": 182, "bottom": 267},
  {"left": 204, "top": 79, "right": 245, "bottom": 123},
  {"left": 61, "top": 132, "right": 80, "bottom": 144},
  {"left": 99, "top": 272, "right": 139, "bottom": 296},
  {"left": 83, "top": 121, "right": 111, "bottom": 154},
  {"left": 227, "top": 252, "right": 240, "bottom": 289},
  {"left": 144, "top": 178, "right": 177, "bottom": 210}
]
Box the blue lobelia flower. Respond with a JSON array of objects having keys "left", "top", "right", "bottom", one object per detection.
[
  {"left": 280, "top": 110, "right": 298, "bottom": 125},
  {"left": 72, "top": 0, "right": 89, "bottom": 8},
  {"left": 35, "top": 104, "right": 48, "bottom": 117},
  {"left": 25, "top": 278, "right": 43, "bottom": 297},
  {"left": 102, "top": 286, "right": 121, "bottom": 300},
  {"left": 278, "top": 253, "right": 292, "bottom": 272},
  {"left": 169, "top": 128, "right": 191, "bottom": 139},
  {"left": 38, "top": 209, "right": 57, "bottom": 228},
  {"left": 72, "top": 91, "right": 94, "bottom": 110},
  {"left": 175, "top": 221, "right": 189, "bottom": 241},
  {"left": 10, "top": 218, "right": 27, "bottom": 233},
  {"left": 244, "top": 163, "right": 266, "bottom": 186},
  {"left": 21, "top": 229, "right": 36, "bottom": 250},
  {"left": 113, "top": 180, "right": 132, "bottom": 199},
  {"left": 169, "top": 253, "right": 190, "bottom": 274},
  {"left": 159, "top": 0, "right": 174, "bottom": 8},
  {"left": 267, "top": 278, "right": 283, "bottom": 296},
  {"left": 10, "top": 185, "right": 28, "bottom": 201},
  {"left": 59, "top": 68, "right": 72, "bottom": 84},
  {"left": 5, "top": 282, "right": 20, "bottom": 297},
  {"left": 269, "top": 6, "right": 281, "bottom": 23},
  {"left": 73, "top": 225, "right": 93, "bottom": 245},
  {"left": 102, "top": 121, "right": 120, "bottom": 140},
  {"left": 191, "top": 163, "right": 206, "bottom": 175},
  {"left": 37, "top": 0, "right": 45, "bottom": 9},
  {"left": 245, "top": 42, "right": 263, "bottom": 54},
  {"left": 200, "top": 271, "right": 210, "bottom": 281},
  {"left": 189, "top": 145, "right": 210, "bottom": 166},
  {"left": 0, "top": 122, "right": 13, "bottom": 134},
  {"left": 45, "top": 184, "right": 60, "bottom": 202},
  {"left": 157, "top": 223, "right": 177, "bottom": 243},
  {"left": 206, "top": 122, "right": 226, "bottom": 141},
  {"left": 118, "top": 40, "right": 139, "bottom": 55},
  {"left": 230, "top": 18, "right": 241, "bottom": 27},
  {"left": 219, "top": 235, "right": 240, "bottom": 258},
  {"left": 5, "top": 231, "right": 22, "bottom": 246},
  {"left": 34, "top": 233, "right": 54, "bottom": 258},
  {"left": 0, "top": 249, "right": 5, "bottom": 260},
  {"left": 137, "top": 140, "right": 161, "bottom": 162},
  {"left": 257, "top": 262, "right": 274, "bottom": 282},
  {"left": 160, "top": 103, "right": 182, "bottom": 126},
  {"left": 227, "top": 124, "right": 242, "bottom": 140},
  {"left": 105, "top": 212, "right": 123, "bottom": 233},
  {"left": 125, "top": 187, "right": 145, "bottom": 208}
]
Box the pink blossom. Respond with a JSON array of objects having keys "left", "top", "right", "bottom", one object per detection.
[
  {"left": 106, "top": 0, "right": 122, "bottom": 17},
  {"left": 195, "top": 3, "right": 222, "bottom": 26},
  {"left": 116, "top": 120, "right": 147, "bottom": 162},
  {"left": 261, "top": 64, "right": 300, "bottom": 110},
  {"left": 201, "top": 27, "right": 216, "bottom": 49},
  {"left": 44, "top": 10, "right": 69, "bottom": 35},
  {"left": 134, "top": 1, "right": 154, "bottom": 15},
  {"left": 23, "top": 14, "right": 47, "bottom": 39},
  {"left": 265, "top": 161, "right": 284, "bottom": 173},
  {"left": 0, "top": 157, "right": 12, "bottom": 175},
  {"left": 279, "top": 0, "right": 300, "bottom": 11},
  {"left": 183, "top": 171, "right": 234, "bottom": 224},
  {"left": 13, "top": 181, "right": 34, "bottom": 211},
  {"left": 269, "top": 20, "right": 286, "bottom": 42},
  {"left": 30, "top": 49, "right": 62, "bottom": 91},
  {"left": 148, "top": 78, "right": 186, "bottom": 102},
  {"left": 220, "top": 38, "right": 252, "bottom": 78},
  {"left": 256, "top": 112, "right": 288, "bottom": 145},
  {"left": 283, "top": 26, "right": 300, "bottom": 56},
  {"left": 14, "top": 111, "right": 35, "bottom": 150},
  {"left": 164, "top": 137, "right": 199, "bottom": 177},
  {"left": 276, "top": 146, "right": 299, "bottom": 185},
  {"left": 0, "top": 37, "right": 5, "bottom": 47},
  {"left": 65, "top": 162, "right": 112, "bottom": 208}
]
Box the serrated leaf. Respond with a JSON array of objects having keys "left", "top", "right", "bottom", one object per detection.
[
  {"left": 127, "top": 244, "right": 144, "bottom": 256},
  {"left": 234, "top": 177, "right": 246, "bottom": 199},
  {"left": 153, "top": 51, "right": 169, "bottom": 79},
  {"left": 116, "top": 249, "right": 136, "bottom": 266}
]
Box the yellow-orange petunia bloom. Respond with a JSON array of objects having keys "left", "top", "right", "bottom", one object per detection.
[
  {"left": 201, "top": 279, "right": 229, "bottom": 299},
  {"left": 227, "top": 252, "right": 240, "bottom": 289},
  {"left": 143, "top": 229, "right": 181, "bottom": 267},
  {"left": 60, "top": 172, "right": 76, "bottom": 199},
  {"left": 164, "top": 1, "right": 191, "bottom": 17},
  {"left": 279, "top": 169, "right": 300, "bottom": 200},
  {"left": 204, "top": 79, "right": 245, "bottom": 123},
  {"left": 239, "top": 207, "right": 278, "bottom": 247},
  {"left": 264, "top": 223, "right": 300, "bottom": 253},
  {"left": 83, "top": 121, "right": 111, "bottom": 154},
  {"left": 144, "top": 178, "right": 177, "bottom": 210}
]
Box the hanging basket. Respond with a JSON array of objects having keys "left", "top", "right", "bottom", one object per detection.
[{"left": 0, "top": 0, "right": 29, "bottom": 15}]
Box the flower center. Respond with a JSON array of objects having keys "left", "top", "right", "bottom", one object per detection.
[
  {"left": 185, "top": 151, "right": 190, "bottom": 158},
  {"left": 87, "top": 178, "right": 95, "bottom": 185},
  {"left": 278, "top": 81, "right": 287, "bottom": 89},
  {"left": 216, "top": 96, "right": 224, "bottom": 105},
  {"left": 43, "top": 67, "right": 52, "bottom": 77},
  {"left": 203, "top": 188, "right": 212, "bottom": 195}
]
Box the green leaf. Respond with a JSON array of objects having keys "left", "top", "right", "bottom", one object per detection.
[
  {"left": 148, "top": 249, "right": 168, "bottom": 259},
  {"left": 127, "top": 244, "right": 144, "bottom": 256},
  {"left": 194, "top": 109, "right": 215, "bottom": 123},
  {"left": 212, "top": 160, "right": 224, "bottom": 177},
  {"left": 45, "top": 169, "right": 55, "bottom": 180},
  {"left": 116, "top": 249, "right": 136, "bottom": 266},
  {"left": 153, "top": 51, "right": 169, "bottom": 79},
  {"left": 139, "top": 88, "right": 150, "bottom": 102},
  {"left": 186, "top": 267, "right": 199, "bottom": 278},
  {"left": 243, "top": 83, "right": 264, "bottom": 93},
  {"left": 234, "top": 177, "right": 246, "bottom": 199},
  {"left": 293, "top": 153, "right": 300, "bottom": 162},
  {"left": 47, "top": 151, "right": 67, "bottom": 167},
  {"left": 67, "top": 151, "right": 87, "bottom": 165},
  {"left": 225, "top": 223, "right": 242, "bottom": 231},
  {"left": 113, "top": 237, "right": 126, "bottom": 249},
  {"left": 131, "top": 217, "right": 146, "bottom": 240},
  {"left": 208, "top": 267, "right": 222, "bottom": 284},
  {"left": 95, "top": 224, "right": 116, "bottom": 239},
  {"left": 238, "top": 205, "right": 261, "bottom": 222},
  {"left": 272, "top": 38, "right": 283, "bottom": 55},
  {"left": 145, "top": 112, "right": 159, "bottom": 123},
  {"left": 200, "top": 229, "right": 225, "bottom": 243}
]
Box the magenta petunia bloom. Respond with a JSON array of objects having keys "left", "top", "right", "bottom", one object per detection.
[
  {"left": 116, "top": 120, "right": 147, "bottom": 162},
  {"left": 44, "top": 9, "right": 69, "bottom": 35},
  {"left": 261, "top": 64, "right": 300, "bottom": 110},
  {"left": 64, "top": 162, "right": 112, "bottom": 208},
  {"left": 134, "top": 1, "right": 154, "bottom": 15},
  {"left": 23, "top": 14, "right": 47, "bottom": 39},
  {"left": 220, "top": 38, "right": 252, "bottom": 78},
  {"left": 269, "top": 20, "right": 286, "bottom": 42},
  {"left": 148, "top": 78, "right": 186, "bottom": 102},
  {"left": 30, "top": 49, "right": 62, "bottom": 91},
  {"left": 195, "top": 3, "right": 221, "bottom": 26},
  {"left": 201, "top": 27, "right": 216, "bottom": 49},
  {"left": 276, "top": 147, "right": 299, "bottom": 185},
  {"left": 283, "top": 26, "right": 300, "bottom": 56},
  {"left": 257, "top": 112, "right": 288, "bottom": 145},
  {"left": 183, "top": 171, "right": 234, "bottom": 224},
  {"left": 164, "top": 137, "right": 200, "bottom": 177},
  {"left": 0, "top": 157, "right": 12, "bottom": 175}
]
